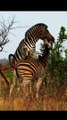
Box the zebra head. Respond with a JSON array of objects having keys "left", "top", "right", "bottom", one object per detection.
[{"left": 38, "top": 23, "right": 55, "bottom": 48}]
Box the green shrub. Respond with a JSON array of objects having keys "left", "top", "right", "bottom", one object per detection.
[{"left": 6, "top": 69, "right": 14, "bottom": 84}]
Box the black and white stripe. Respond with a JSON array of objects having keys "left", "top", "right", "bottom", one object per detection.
[
  {"left": 9, "top": 23, "right": 54, "bottom": 65},
  {"left": 9, "top": 46, "right": 50, "bottom": 98}
]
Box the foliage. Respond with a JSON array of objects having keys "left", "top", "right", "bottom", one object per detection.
[
  {"left": 65, "top": 49, "right": 67, "bottom": 58},
  {"left": 40, "top": 26, "right": 67, "bottom": 90},
  {"left": 6, "top": 69, "right": 14, "bottom": 84}
]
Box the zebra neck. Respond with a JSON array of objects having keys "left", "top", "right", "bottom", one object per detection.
[{"left": 39, "top": 56, "right": 46, "bottom": 67}]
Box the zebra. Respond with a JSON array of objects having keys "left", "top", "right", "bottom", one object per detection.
[
  {"left": 9, "top": 23, "right": 54, "bottom": 65},
  {"left": 9, "top": 44, "right": 52, "bottom": 98}
]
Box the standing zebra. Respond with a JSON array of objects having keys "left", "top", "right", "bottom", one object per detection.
[
  {"left": 9, "top": 23, "right": 54, "bottom": 65},
  {"left": 9, "top": 44, "right": 53, "bottom": 98}
]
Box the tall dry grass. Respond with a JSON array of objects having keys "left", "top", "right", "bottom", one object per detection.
[{"left": 0, "top": 76, "right": 67, "bottom": 111}]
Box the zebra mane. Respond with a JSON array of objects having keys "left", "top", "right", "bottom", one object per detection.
[{"left": 34, "top": 23, "right": 48, "bottom": 28}]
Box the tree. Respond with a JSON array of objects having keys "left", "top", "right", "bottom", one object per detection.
[
  {"left": 40, "top": 26, "right": 67, "bottom": 88},
  {"left": 0, "top": 16, "right": 16, "bottom": 86},
  {"left": 0, "top": 16, "right": 15, "bottom": 52}
]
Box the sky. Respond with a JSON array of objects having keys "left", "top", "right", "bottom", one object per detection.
[{"left": 0, "top": 11, "right": 67, "bottom": 59}]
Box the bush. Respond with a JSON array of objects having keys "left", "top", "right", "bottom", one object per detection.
[{"left": 6, "top": 69, "right": 14, "bottom": 84}]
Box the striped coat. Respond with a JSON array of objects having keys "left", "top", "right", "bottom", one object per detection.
[
  {"left": 9, "top": 46, "right": 50, "bottom": 98},
  {"left": 9, "top": 23, "right": 54, "bottom": 65}
]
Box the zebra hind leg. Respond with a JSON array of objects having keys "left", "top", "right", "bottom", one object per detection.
[
  {"left": 9, "top": 70, "right": 16, "bottom": 98},
  {"left": 22, "top": 79, "right": 33, "bottom": 99},
  {"left": 35, "top": 77, "right": 43, "bottom": 99}
]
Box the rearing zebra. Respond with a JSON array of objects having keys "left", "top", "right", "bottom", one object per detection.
[{"left": 9, "top": 23, "right": 54, "bottom": 65}]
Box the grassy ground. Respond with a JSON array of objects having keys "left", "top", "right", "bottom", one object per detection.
[{"left": 0, "top": 76, "right": 67, "bottom": 111}]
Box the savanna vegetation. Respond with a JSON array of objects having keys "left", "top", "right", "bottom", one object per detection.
[
  {"left": 40, "top": 26, "right": 67, "bottom": 91},
  {"left": 0, "top": 18, "right": 67, "bottom": 111}
]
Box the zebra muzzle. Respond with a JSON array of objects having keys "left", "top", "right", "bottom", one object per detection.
[{"left": 45, "top": 39, "right": 51, "bottom": 48}]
